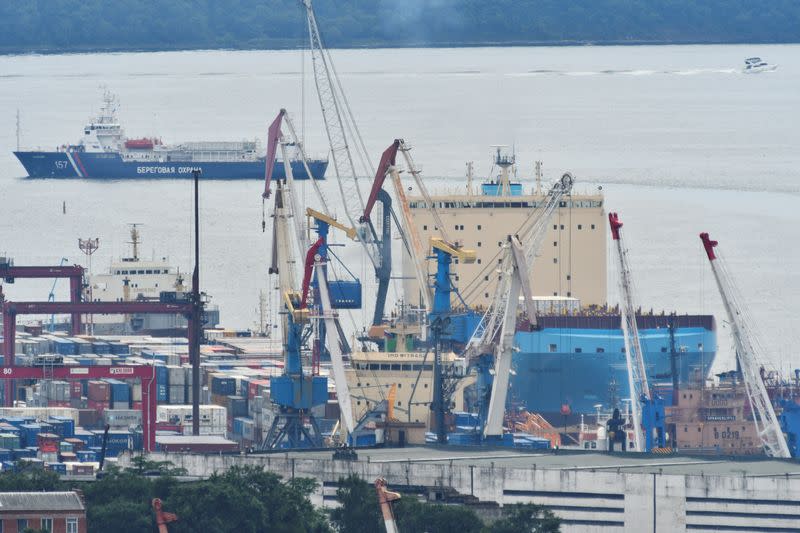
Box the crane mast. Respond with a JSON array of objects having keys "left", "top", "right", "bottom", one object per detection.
[
  {"left": 463, "top": 174, "right": 573, "bottom": 439},
  {"left": 302, "top": 0, "right": 377, "bottom": 260},
  {"left": 699, "top": 232, "right": 791, "bottom": 458},
  {"left": 609, "top": 213, "right": 649, "bottom": 452},
  {"left": 466, "top": 173, "right": 573, "bottom": 358}
]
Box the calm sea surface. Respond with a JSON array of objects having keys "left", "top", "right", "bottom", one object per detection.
[{"left": 1, "top": 44, "right": 798, "bottom": 374}]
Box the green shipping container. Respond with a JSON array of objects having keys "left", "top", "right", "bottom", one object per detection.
[{"left": 0, "top": 433, "right": 20, "bottom": 450}]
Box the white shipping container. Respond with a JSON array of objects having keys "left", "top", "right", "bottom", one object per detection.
[
  {"left": 131, "top": 383, "right": 142, "bottom": 402},
  {"left": 104, "top": 409, "right": 142, "bottom": 428},
  {"left": 157, "top": 405, "right": 227, "bottom": 428},
  {"left": 0, "top": 407, "right": 80, "bottom": 424},
  {"left": 167, "top": 366, "right": 185, "bottom": 386}
]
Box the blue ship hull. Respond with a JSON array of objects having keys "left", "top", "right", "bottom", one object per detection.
[
  {"left": 509, "top": 315, "right": 716, "bottom": 416},
  {"left": 13, "top": 151, "right": 327, "bottom": 180}
]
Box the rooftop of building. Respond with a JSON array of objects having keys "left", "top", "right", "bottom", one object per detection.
[
  {"left": 0, "top": 491, "right": 85, "bottom": 512},
  {"left": 270, "top": 446, "right": 800, "bottom": 479}
]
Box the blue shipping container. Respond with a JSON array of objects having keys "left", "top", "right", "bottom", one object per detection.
[
  {"left": 77, "top": 450, "right": 97, "bottom": 462},
  {"left": 211, "top": 376, "right": 236, "bottom": 396}
]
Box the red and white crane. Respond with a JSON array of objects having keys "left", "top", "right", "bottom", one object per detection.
[
  {"left": 700, "top": 232, "right": 791, "bottom": 458},
  {"left": 609, "top": 213, "right": 650, "bottom": 452}
]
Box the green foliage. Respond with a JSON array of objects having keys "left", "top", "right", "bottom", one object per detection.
[
  {"left": 486, "top": 504, "right": 561, "bottom": 533},
  {"left": 0, "top": 462, "right": 62, "bottom": 492},
  {"left": 0, "top": 0, "right": 798, "bottom": 54},
  {"left": 328, "top": 474, "right": 383, "bottom": 533},
  {"left": 168, "top": 466, "right": 330, "bottom": 533},
  {"left": 395, "top": 496, "right": 483, "bottom": 533}
]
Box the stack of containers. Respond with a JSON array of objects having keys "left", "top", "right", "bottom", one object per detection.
[
  {"left": 210, "top": 374, "right": 236, "bottom": 407},
  {"left": 69, "top": 381, "right": 83, "bottom": 409},
  {"left": 48, "top": 416, "right": 75, "bottom": 438},
  {"left": 167, "top": 366, "right": 185, "bottom": 404},
  {"left": 87, "top": 380, "right": 110, "bottom": 413},
  {"left": 105, "top": 379, "right": 131, "bottom": 409},
  {"left": 156, "top": 365, "right": 168, "bottom": 403}
]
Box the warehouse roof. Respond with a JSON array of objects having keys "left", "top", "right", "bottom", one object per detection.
[{"left": 0, "top": 491, "right": 85, "bottom": 512}]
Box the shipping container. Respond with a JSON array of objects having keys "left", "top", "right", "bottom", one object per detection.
[{"left": 87, "top": 381, "right": 111, "bottom": 402}]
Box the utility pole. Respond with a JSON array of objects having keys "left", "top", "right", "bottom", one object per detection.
[
  {"left": 191, "top": 169, "right": 203, "bottom": 436},
  {"left": 78, "top": 238, "right": 100, "bottom": 335}
]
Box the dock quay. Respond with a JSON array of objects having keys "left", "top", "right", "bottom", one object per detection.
[{"left": 121, "top": 447, "right": 800, "bottom": 532}]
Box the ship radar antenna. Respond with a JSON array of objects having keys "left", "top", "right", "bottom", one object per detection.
[
  {"left": 127, "top": 223, "right": 143, "bottom": 261},
  {"left": 490, "top": 144, "right": 514, "bottom": 195}
]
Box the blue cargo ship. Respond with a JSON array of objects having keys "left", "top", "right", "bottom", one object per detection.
[
  {"left": 510, "top": 314, "right": 716, "bottom": 417},
  {"left": 14, "top": 90, "right": 327, "bottom": 180}
]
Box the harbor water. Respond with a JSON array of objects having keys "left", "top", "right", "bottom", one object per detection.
[{"left": 1, "top": 44, "right": 799, "bottom": 374}]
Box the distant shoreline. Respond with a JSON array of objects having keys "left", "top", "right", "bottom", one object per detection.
[{"left": 1, "top": 38, "right": 797, "bottom": 57}]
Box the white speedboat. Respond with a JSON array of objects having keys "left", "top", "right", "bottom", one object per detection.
[{"left": 743, "top": 57, "right": 777, "bottom": 73}]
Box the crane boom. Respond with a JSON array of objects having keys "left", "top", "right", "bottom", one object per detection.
[
  {"left": 609, "top": 212, "right": 649, "bottom": 452},
  {"left": 700, "top": 232, "right": 791, "bottom": 458},
  {"left": 302, "top": 0, "right": 379, "bottom": 267},
  {"left": 466, "top": 173, "right": 573, "bottom": 357}
]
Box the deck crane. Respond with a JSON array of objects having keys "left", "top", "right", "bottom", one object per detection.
[
  {"left": 302, "top": 0, "right": 401, "bottom": 326},
  {"left": 699, "top": 232, "right": 792, "bottom": 458},
  {"left": 464, "top": 173, "right": 573, "bottom": 440},
  {"left": 608, "top": 213, "right": 665, "bottom": 452}
]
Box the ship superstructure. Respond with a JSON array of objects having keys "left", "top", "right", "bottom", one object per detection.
[
  {"left": 403, "top": 151, "right": 606, "bottom": 309},
  {"left": 88, "top": 225, "right": 219, "bottom": 334},
  {"left": 13, "top": 89, "right": 327, "bottom": 180}
]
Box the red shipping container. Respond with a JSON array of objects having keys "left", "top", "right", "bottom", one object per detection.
[
  {"left": 37, "top": 433, "right": 60, "bottom": 453},
  {"left": 70, "top": 381, "right": 83, "bottom": 399},
  {"left": 87, "top": 380, "right": 110, "bottom": 402},
  {"left": 87, "top": 399, "right": 107, "bottom": 414},
  {"left": 47, "top": 400, "right": 71, "bottom": 408}
]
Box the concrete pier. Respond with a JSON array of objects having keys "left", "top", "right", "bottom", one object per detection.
[{"left": 120, "top": 447, "right": 800, "bottom": 532}]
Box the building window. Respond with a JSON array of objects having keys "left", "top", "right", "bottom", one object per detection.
[
  {"left": 423, "top": 225, "right": 427, "bottom": 230},
  {"left": 477, "top": 259, "right": 482, "bottom": 264},
  {"left": 566, "top": 274, "right": 571, "bottom": 280},
  {"left": 560, "top": 225, "right": 564, "bottom": 230},
  {"left": 661, "top": 347, "right": 668, "bottom": 353},
  {"left": 484, "top": 276, "right": 489, "bottom": 281},
  {"left": 17, "top": 520, "right": 28, "bottom": 531},
  {"left": 41, "top": 518, "right": 53, "bottom": 532},
  {"left": 553, "top": 224, "right": 557, "bottom": 230},
  {"left": 485, "top": 292, "right": 489, "bottom": 298},
  {"left": 591, "top": 224, "right": 596, "bottom": 229},
  {"left": 575, "top": 348, "right": 582, "bottom": 353},
  {"left": 553, "top": 241, "right": 557, "bottom": 247},
  {"left": 455, "top": 225, "right": 459, "bottom": 231},
  {"left": 567, "top": 292, "right": 571, "bottom": 297},
  {"left": 553, "top": 258, "right": 557, "bottom": 264},
  {"left": 578, "top": 224, "right": 582, "bottom": 230},
  {"left": 67, "top": 518, "right": 79, "bottom": 533},
  {"left": 477, "top": 241, "right": 481, "bottom": 247},
  {"left": 596, "top": 348, "right": 605, "bottom": 353},
  {"left": 548, "top": 344, "right": 557, "bottom": 353},
  {"left": 477, "top": 225, "right": 482, "bottom": 230},
  {"left": 498, "top": 241, "right": 502, "bottom": 247}
]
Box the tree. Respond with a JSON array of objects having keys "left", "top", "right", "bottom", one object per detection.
[
  {"left": 328, "top": 474, "right": 383, "bottom": 533},
  {"left": 395, "top": 497, "right": 483, "bottom": 533},
  {"left": 485, "top": 504, "right": 561, "bottom": 533}
]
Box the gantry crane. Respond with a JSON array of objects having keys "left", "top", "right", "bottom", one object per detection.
[
  {"left": 464, "top": 174, "right": 573, "bottom": 440},
  {"left": 699, "top": 232, "right": 791, "bottom": 458},
  {"left": 608, "top": 213, "right": 665, "bottom": 452}
]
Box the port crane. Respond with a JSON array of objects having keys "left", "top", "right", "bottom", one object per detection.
[
  {"left": 375, "top": 477, "right": 401, "bottom": 533},
  {"left": 302, "top": 0, "right": 403, "bottom": 325},
  {"left": 699, "top": 232, "right": 792, "bottom": 458},
  {"left": 608, "top": 213, "right": 665, "bottom": 452},
  {"left": 464, "top": 173, "right": 573, "bottom": 440},
  {"left": 261, "top": 179, "right": 328, "bottom": 449}
]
